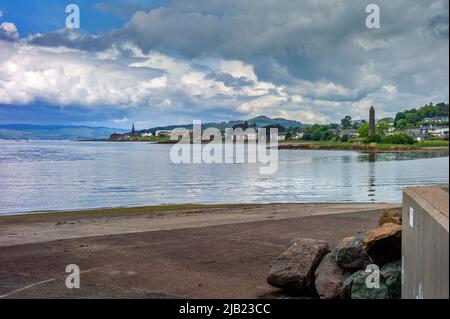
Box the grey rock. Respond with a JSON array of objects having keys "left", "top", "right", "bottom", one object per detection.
[
  {"left": 267, "top": 238, "right": 330, "bottom": 292},
  {"left": 314, "top": 252, "right": 350, "bottom": 299},
  {"left": 335, "top": 234, "right": 371, "bottom": 269}
]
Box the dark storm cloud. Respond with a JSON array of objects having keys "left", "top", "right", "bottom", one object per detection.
[
  {"left": 28, "top": 1, "right": 448, "bottom": 83},
  {"left": 29, "top": 28, "right": 112, "bottom": 51},
  {"left": 5, "top": 0, "right": 449, "bottom": 123}
]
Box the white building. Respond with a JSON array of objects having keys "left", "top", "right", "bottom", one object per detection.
[
  {"left": 339, "top": 129, "right": 358, "bottom": 137},
  {"left": 420, "top": 125, "right": 449, "bottom": 137},
  {"left": 270, "top": 132, "right": 286, "bottom": 141},
  {"left": 424, "top": 116, "right": 449, "bottom": 123},
  {"left": 141, "top": 132, "right": 153, "bottom": 137}
]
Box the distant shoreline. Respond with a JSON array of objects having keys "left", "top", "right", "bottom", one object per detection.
[
  {"left": 2, "top": 138, "right": 448, "bottom": 153},
  {"left": 80, "top": 138, "right": 450, "bottom": 153},
  {"left": 276, "top": 142, "right": 449, "bottom": 153}
]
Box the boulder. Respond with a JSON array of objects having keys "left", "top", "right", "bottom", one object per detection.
[
  {"left": 335, "top": 234, "right": 371, "bottom": 269},
  {"left": 350, "top": 260, "right": 402, "bottom": 299},
  {"left": 363, "top": 223, "right": 401, "bottom": 265},
  {"left": 314, "top": 252, "right": 350, "bottom": 299},
  {"left": 340, "top": 272, "right": 357, "bottom": 299},
  {"left": 267, "top": 238, "right": 329, "bottom": 292},
  {"left": 380, "top": 260, "right": 402, "bottom": 298},
  {"left": 379, "top": 209, "right": 401, "bottom": 226}
]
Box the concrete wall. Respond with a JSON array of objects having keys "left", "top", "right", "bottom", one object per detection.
[{"left": 402, "top": 185, "right": 449, "bottom": 299}]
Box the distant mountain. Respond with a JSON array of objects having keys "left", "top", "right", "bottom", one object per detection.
[
  {"left": 0, "top": 124, "right": 127, "bottom": 140},
  {"left": 246, "top": 116, "right": 306, "bottom": 128},
  {"left": 141, "top": 116, "right": 306, "bottom": 134}
]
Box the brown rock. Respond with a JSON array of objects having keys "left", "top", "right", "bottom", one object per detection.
[
  {"left": 363, "top": 223, "right": 402, "bottom": 266},
  {"left": 267, "top": 238, "right": 330, "bottom": 292},
  {"left": 378, "top": 208, "right": 401, "bottom": 226},
  {"left": 314, "top": 252, "right": 350, "bottom": 299}
]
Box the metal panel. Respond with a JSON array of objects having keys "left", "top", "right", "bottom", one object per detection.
[{"left": 402, "top": 185, "right": 449, "bottom": 299}]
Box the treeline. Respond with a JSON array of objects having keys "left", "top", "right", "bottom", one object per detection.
[
  {"left": 394, "top": 102, "right": 449, "bottom": 129},
  {"left": 302, "top": 124, "right": 340, "bottom": 141}
]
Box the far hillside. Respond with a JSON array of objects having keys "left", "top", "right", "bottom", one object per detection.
[
  {"left": 140, "top": 116, "right": 306, "bottom": 135},
  {"left": 395, "top": 102, "right": 449, "bottom": 129},
  {"left": 0, "top": 124, "right": 127, "bottom": 140}
]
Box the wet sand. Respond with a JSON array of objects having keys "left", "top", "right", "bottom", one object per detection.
[{"left": 0, "top": 203, "right": 400, "bottom": 298}]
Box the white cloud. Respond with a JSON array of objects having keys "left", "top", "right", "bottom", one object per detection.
[
  {"left": 219, "top": 60, "right": 257, "bottom": 81},
  {"left": 278, "top": 109, "right": 329, "bottom": 124},
  {"left": 112, "top": 117, "right": 129, "bottom": 124},
  {"left": 291, "top": 95, "right": 302, "bottom": 103},
  {"left": 96, "top": 45, "right": 121, "bottom": 60},
  {"left": 129, "top": 50, "right": 191, "bottom": 74},
  {"left": 0, "top": 22, "right": 19, "bottom": 40},
  {"left": 0, "top": 41, "right": 164, "bottom": 107},
  {"left": 382, "top": 85, "right": 397, "bottom": 94},
  {"left": 0, "top": 40, "right": 309, "bottom": 121},
  {"left": 238, "top": 95, "right": 288, "bottom": 113}
]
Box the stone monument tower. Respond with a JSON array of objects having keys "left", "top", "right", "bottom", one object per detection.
[{"left": 369, "top": 106, "right": 376, "bottom": 136}]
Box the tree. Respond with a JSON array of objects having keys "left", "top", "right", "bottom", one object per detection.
[
  {"left": 322, "top": 130, "right": 335, "bottom": 141},
  {"left": 396, "top": 119, "right": 407, "bottom": 130},
  {"left": 382, "top": 133, "right": 415, "bottom": 144},
  {"left": 364, "top": 134, "right": 381, "bottom": 143},
  {"left": 358, "top": 123, "right": 370, "bottom": 138},
  {"left": 341, "top": 116, "right": 352, "bottom": 129},
  {"left": 394, "top": 102, "right": 449, "bottom": 129},
  {"left": 233, "top": 121, "right": 251, "bottom": 130},
  {"left": 302, "top": 124, "right": 337, "bottom": 141}
]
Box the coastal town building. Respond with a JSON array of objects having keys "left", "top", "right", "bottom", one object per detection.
[
  {"left": 155, "top": 130, "right": 172, "bottom": 137},
  {"left": 269, "top": 132, "right": 286, "bottom": 141},
  {"left": 378, "top": 117, "right": 395, "bottom": 126},
  {"left": 385, "top": 126, "right": 396, "bottom": 136},
  {"left": 420, "top": 125, "right": 449, "bottom": 137},
  {"left": 351, "top": 119, "right": 366, "bottom": 127},
  {"left": 405, "top": 129, "right": 427, "bottom": 141},
  {"left": 340, "top": 115, "right": 366, "bottom": 128},
  {"left": 424, "top": 115, "right": 449, "bottom": 123},
  {"left": 109, "top": 133, "right": 123, "bottom": 141},
  {"left": 292, "top": 132, "right": 304, "bottom": 139},
  {"left": 339, "top": 129, "right": 358, "bottom": 137},
  {"left": 141, "top": 132, "right": 153, "bottom": 137}
]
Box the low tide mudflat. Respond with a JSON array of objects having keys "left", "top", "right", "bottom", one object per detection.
[{"left": 0, "top": 202, "right": 399, "bottom": 298}]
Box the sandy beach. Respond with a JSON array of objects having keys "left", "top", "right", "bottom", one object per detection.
[{"left": 0, "top": 202, "right": 400, "bottom": 298}]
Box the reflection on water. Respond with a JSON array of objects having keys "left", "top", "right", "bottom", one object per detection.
[
  {"left": 0, "top": 141, "right": 448, "bottom": 215},
  {"left": 357, "top": 150, "right": 449, "bottom": 162},
  {"left": 368, "top": 161, "right": 376, "bottom": 201}
]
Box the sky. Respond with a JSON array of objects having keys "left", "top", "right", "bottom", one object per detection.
[{"left": 0, "top": 0, "right": 448, "bottom": 129}]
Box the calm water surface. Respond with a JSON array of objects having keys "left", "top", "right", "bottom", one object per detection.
[{"left": 0, "top": 140, "right": 448, "bottom": 215}]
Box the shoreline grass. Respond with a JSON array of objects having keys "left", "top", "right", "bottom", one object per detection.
[{"left": 278, "top": 140, "right": 449, "bottom": 151}]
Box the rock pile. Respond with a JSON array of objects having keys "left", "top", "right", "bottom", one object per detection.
[
  {"left": 267, "top": 238, "right": 329, "bottom": 293},
  {"left": 266, "top": 208, "right": 403, "bottom": 299}
]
